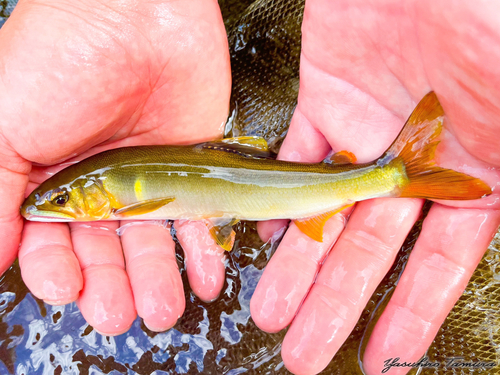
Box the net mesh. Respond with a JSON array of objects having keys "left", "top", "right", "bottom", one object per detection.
[{"left": 225, "top": 0, "right": 304, "bottom": 153}]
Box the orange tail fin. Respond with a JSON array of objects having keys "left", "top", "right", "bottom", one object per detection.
[{"left": 380, "top": 92, "right": 491, "bottom": 200}]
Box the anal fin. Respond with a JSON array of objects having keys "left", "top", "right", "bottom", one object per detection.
[
  {"left": 114, "top": 197, "right": 175, "bottom": 217},
  {"left": 293, "top": 204, "right": 354, "bottom": 242}
]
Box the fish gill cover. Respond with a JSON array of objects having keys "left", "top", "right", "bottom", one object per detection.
[{"left": 1, "top": 0, "right": 500, "bottom": 374}]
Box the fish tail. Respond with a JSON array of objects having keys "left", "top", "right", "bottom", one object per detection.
[{"left": 381, "top": 92, "right": 491, "bottom": 200}]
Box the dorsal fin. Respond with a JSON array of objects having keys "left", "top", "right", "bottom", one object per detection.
[
  {"left": 221, "top": 136, "right": 269, "bottom": 151},
  {"left": 201, "top": 136, "right": 275, "bottom": 159}
]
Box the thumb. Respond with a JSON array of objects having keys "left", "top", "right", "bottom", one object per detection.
[
  {"left": 0, "top": 145, "right": 31, "bottom": 274},
  {"left": 278, "top": 107, "right": 331, "bottom": 163}
]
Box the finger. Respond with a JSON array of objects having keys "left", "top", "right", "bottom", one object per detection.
[
  {"left": 70, "top": 221, "right": 136, "bottom": 336},
  {"left": 281, "top": 198, "right": 423, "bottom": 375},
  {"left": 0, "top": 162, "right": 30, "bottom": 275},
  {"left": 258, "top": 107, "right": 331, "bottom": 242},
  {"left": 251, "top": 206, "right": 352, "bottom": 333},
  {"left": 120, "top": 221, "right": 184, "bottom": 332},
  {"left": 363, "top": 204, "right": 500, "bottom": 375},
  {"left": 279, "top": 108, "right": 331, "bottom": 162},
  {"left": 19, "top": 222, "right": 82, "bottom": 305},
  {"left": 256, "top": 219, "right": 288, "bottom": 243},
  {"left": 175, "top": 220, "right": 226, "bottom": 302}
]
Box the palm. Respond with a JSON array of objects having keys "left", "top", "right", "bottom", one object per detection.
[
  {"left": 0, "top": 0, "right": 230, "bottom": 334},
  {"left": 4, "top": 0, "right": 230, "bottom": 161},
  {"left": 254, "top": 1, "right": 500, "bottom": 374}
]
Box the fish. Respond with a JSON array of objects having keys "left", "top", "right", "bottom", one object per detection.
[{"left": 21, "top": 92, "right": 491, "bottom": 250}]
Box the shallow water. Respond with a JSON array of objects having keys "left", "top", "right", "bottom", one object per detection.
[
  {"left": 2, "top": 1, "right": 500, "bottom": 374},
  {"left": 0, "top": 223, "right": 289, "bottom": 374}
]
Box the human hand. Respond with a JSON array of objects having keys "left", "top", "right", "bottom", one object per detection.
[
  {"left": 0, "top": 0, "right": 230, "bottom": 335},
  {"left": 252, "top": 1, "right": 500, "bottom": 374}
]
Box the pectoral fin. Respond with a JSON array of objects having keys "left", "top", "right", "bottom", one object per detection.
[
  {"left": 293, "top": 204, "right": 354, "bottom": 242},
  {"left": 114, "top": 197, "right": 175, "bottom": 217},
  {"left": 205, "top": 218, "right": 240, "bottom": 251}
]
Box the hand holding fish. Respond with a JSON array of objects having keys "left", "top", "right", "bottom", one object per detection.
[
  {"left": 254, "top": 1, "right": 500, "bottom": 374},
  {"left": 0, "top": 0, "right": 231, "bottom": 334}
]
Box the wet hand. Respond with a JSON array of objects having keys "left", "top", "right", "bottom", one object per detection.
[
  {"left": 253, "top": 1, "right": 500, "bottom": 374},
  {"left": 0, "top": 0, "right": 230, "bottom": 335}
]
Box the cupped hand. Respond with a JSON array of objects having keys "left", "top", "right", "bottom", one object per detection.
[
  {"left": 253, "top": 1, "right": 500, "bottom": 374},
  {"left": 0, "top": 0, "right": 231, "bottom": 335}
]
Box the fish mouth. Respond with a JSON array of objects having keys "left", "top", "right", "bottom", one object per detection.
[{"left": 22, "top": 205, "right": 75, "bottom": 222}]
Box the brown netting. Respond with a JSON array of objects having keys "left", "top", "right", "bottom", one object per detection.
[{"left": 224, "top": 0, "right": 305, "bottom": 153}]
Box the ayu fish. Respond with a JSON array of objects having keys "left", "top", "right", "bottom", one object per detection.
[{"left": 21, "top": 92, "right": 491, "bottom": 250}]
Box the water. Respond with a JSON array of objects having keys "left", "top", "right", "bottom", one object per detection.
[{"left": 0, "top": 223, "right": 288, "bottom": 374}]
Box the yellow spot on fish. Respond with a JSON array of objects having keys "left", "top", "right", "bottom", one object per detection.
[{"left": 134, "top": 179, "right": 144, "bottom": 201}]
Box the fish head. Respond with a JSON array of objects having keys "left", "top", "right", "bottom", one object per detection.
[{"left": 21, "top": 178, "right": 112, "bottom": 222}]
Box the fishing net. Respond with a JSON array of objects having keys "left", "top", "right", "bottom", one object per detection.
[
  {"left": 223, "top": 0, "right": 304, "bottom": 154},
  {"left": 1, "top": 0, "right": 500, "bottom": 374}
]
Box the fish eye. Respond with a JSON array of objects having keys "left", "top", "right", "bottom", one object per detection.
[{"left": 51, "top": 191, "right": 69, "bottom": 206}]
